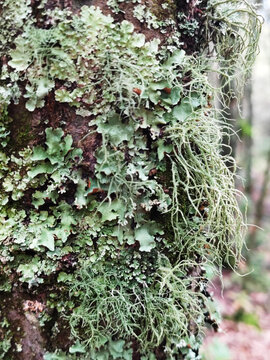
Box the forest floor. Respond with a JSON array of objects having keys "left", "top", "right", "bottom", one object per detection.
[{"left": 201, "top": 271, "right": 270, "bottom": 360}]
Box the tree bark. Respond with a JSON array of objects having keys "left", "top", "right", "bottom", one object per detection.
[{"left": 0, "top": 0, "right": 260, "bottom": 359}]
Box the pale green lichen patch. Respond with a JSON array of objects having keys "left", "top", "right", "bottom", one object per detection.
[
  {"left": 108, "top": 0, "right": 141, "bottom": 13},
  {"left": 0, "top": 1, "right": 262, "bottom": 359},
  {"left": 133, "top": 1, "right": 176, "bottom": 30},
  {"left": 0, "top": 0, "right": 32, "bottom": 56},
  {"left": 6, "top": 7, "right": 162, "bottom": 114},
  {"left": 133, "top": 4, "right": 162, "bottom": 29},
  {"left": 0, "top": 315, "right": 12, "bottom": 359}
]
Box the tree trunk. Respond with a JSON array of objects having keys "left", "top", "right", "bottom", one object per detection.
[{"left": 0, "top": 1, "right": 261, "bottom": 359}]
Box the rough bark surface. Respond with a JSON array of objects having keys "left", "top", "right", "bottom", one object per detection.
[{"left": 0, "top": 0, "right": 259, "bottom": 358}]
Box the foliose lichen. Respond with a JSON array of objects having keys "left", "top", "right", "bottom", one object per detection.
[{"left": 0, "top": 0, "right": 262, "bottom": 358}]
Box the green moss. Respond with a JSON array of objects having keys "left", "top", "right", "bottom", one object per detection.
[
  {"left": 150, "top": 0, "right": 177, "bottom": 21},
  {"left": 8, "top": 112, "right": 33, "bottom": 152}
]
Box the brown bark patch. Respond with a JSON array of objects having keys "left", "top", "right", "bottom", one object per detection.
[
  {"left": 1, "top": 291, "right": 46, "bottom": 360},
  {"left": 87, "top": 0, "right": 177, "bottom": 44},
  {"left": 8, "top": 92, "right": 101, "bottom": 175}
]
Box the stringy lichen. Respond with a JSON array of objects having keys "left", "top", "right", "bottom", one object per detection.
[{"left": 0, "top": 0, "right": 262, "bottom": 359}]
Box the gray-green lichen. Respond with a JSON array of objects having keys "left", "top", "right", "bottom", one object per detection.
[{"left": 0, "top": 0, "right": 262, "bottom": 358}]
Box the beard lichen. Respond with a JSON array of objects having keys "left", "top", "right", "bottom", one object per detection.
[{"left": 0, "top": 0, "right": 262, "bottom": 359}]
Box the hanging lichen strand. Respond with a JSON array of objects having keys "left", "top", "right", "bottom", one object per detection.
[{"left": 0, "top": 0, "right": 261, "bottom": 359}]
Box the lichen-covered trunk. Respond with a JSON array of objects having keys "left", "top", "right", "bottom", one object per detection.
[{"left": 0, "top": 1, "right": 261, "bottom": 359}]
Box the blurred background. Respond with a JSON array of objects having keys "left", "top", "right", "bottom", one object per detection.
[{"left": 201, "top": 1, "right": 270, "bottom": 359}]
